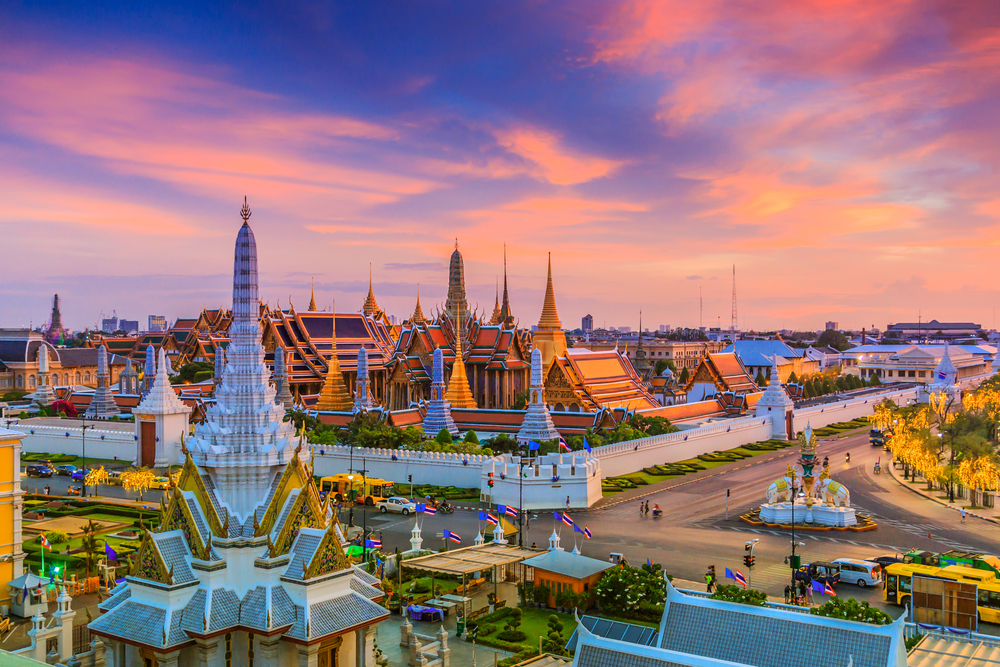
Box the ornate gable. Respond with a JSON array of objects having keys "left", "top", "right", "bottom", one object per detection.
[
  {"left": 160, "top": 487, "right": 211, "bottom": 560},
  {"left": 131, "top": 531, "right": 173, "bottom": 585},
  {"left": 256, "top": 442, "right": 324, "bottom": 539},
  {"left": 303, "top": 522, "right": 350, "bottom": 579},
  {"left": 177, "top": 447, "right": 227, "bottom": 537},
  {"left": 271, "top": 489, "right": 322, "bottom": 556}
]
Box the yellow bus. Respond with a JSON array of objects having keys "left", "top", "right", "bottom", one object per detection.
[
  {"left": 883, "top": 562, "right": 1000, "bottom": 623},
  {"left": 318, "top": 474, "right": 393, "bottom": 506}
]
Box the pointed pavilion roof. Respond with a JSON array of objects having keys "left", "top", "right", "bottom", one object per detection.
[
  {"left": 411, "top": 285, "right": 426, "bottom": 325},
  {"left": 315, "top": 303, "right": 352, "bottom": 411},
  {"left": 490, "top": 278, "right": 502, "bottom": 325},
  {"left": 308, "top": 278, "right": 317, "bottom": 311},
  {"left": 362, "top": 265, "right": 381, "bottom": 318},
  {"left": 499, "top": 244, "right": 513, "bottom": 326},
  {"left": 538, "top": 252, "right": 561, "bottom": 330},
  {"left": 444, "top": 303, "right": 477, "bottom": 409}
]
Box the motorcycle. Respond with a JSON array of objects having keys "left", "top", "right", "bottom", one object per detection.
[
  {"left": 845, "top": 452, "right": 851, "bottom": 464},
  {"left": 652, "top": 505, "right": 662, "bottom": 518},
  {"left": 437, "top": 502, "right": 455, "bottom": 514}
]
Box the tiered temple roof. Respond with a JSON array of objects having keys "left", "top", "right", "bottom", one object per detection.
[
  {"left": 684, "top": 352, "right": 760, "bottom": 395},
  {"left": 545, "top": 346, "right": 658, "bottom": 411}
]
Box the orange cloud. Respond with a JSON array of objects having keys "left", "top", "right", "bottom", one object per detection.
[{"left": 494, "top": 126, "right": 623, "bottom": 185}]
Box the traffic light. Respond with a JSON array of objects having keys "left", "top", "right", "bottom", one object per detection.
[
  {"left": 408, "top": 474, "right": 412, "bottom": 483},
  {"left": 743, "top": 555, "right": 752, "bottom": 567},
  {"left": 488, "top": 472, "right": 494, "bottom": 488},
  {"left": 748, "top": 556, "right": 755, "bottom": 568}
]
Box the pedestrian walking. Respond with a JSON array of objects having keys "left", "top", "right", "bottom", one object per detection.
[
  {"left": 639, "top": 502, "right": 644, "bottom": 517},
  {"left": 566, "top": 496, "right": 571, "bottom": 509},
  {"left": 961, "top": 508, "right": 967, "bottom": 524},
  {"left": 705, "top": 570, "right": 713, "bottom": 593},
  {"left": 44, "top": 484, "right": 50, "bottom": 496},
  {"left": 645, "top": 500, "right": 650, "bottom": 515},
  {"left": 806, "top": 580, "right": 814, "bottom": 604}
]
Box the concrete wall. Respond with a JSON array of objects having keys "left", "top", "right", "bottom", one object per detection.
[
  {"left": 591, "top": 416, "right": 774, "bottom": 478},
  {"left": 13, "top": 424, "right": 135, "bottom": 461},
  {"left": 312, "top": 445, "right": 490, "bottom": 489},
  {"left": 481, "top": 452, "right": 602, "bottom": 510}
]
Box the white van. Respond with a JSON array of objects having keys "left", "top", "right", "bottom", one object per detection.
[{"left": 833, "top": 558, "right": 881, "bottom": 587}]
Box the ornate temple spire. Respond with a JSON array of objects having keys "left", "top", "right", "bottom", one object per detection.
[
  {"left": 411, "top": 285, "right": 426, "bottom": 326},
  {"left": 85, "top": 345, "right": 119, "bottom": 418},
  {"left": 274, "top": 346, "right": 295, "bottom": 409},
  {"left": 490, "top": 278, "right": 502, "bottom": 325},
  {"left": 444, "top": 241, "right": 469, "bottom": 328},
  {"left": 143, "top": 345, "right": 156, "bottom": 396},
  {"left": 315, "top": 304, "right": 352, "bottom": 411},
  {"left": 353, "top": 347, "right": 374, "bottom": 413},
  {"left": 423, "top": 347, "right": 459, "bottom": 436},
  {"left": 444, "top": 302, "right": 477, "bottom": 409},
  {"left": 499, "top": 244, "right": 513, "bottom": 327},
  {"left": 538, "top": 252, "right": 561, "bottom": 330},
  {"left": 362, "top": 264, "right": 381, "bottom": 318},
  {"left": 34, "top": 344, "right": 56, "bottom": 406},
  {"left": 517, "top": 347, "right": 560, "bottom": 445},
  {"left": 185, "top": 198, "right": 299, "bottom": 518},
  {"left": 139, "top": 349, "right": 189, "bottom": 414},
  {"left": 308, "top": 277, "right": 317, "bottom": 311}
]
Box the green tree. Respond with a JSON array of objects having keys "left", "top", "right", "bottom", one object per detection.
[
  {"left": 816, "top": 329, "right": 851, "bottom": 351},
  {"left": 543, "top": 614, "right": 569, "bottom": 655},
  {"left": 79, "top": 520, "right": 104, "bottom": 577},
  {"left": 654, "top": 359, "right": 676, "bottom": 376},
  {"left": 464, "top": 430, "right": 480, "bottom": 445},
  {"left": 803, "top": 380, "right": 815, "bottom": 398},
  {"left": 710, "top": 585, "right": 767, "bottom": 606},
  {"left": 787, "top": 371, "right": 798, "bottom": 384},
  {"left": 868, "top": 374, "right": 881, "bottom": 386},
  {"left": 754, "top": 370, "right": 767, "bottom": 387},
  {"left": 810, "top": 597, "right": 892, "bottom": 625},
  {"left": 435, "top": 429, "right": 454, "bottom": 445},
  {"left": 678, "top": 367, "right": 690, "bottom": 384}
]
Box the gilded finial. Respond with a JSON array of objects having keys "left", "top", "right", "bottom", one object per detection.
[
  {"left": 302, "top": 558, "right": 309, "bottom": 580},
  {"left": 253, "top": 512, "right": 260, "bottom": 532},
  {"left": 180, "top": 433, "right": 188, "bottom": 456},
  {"left": 240, "top": 196, "right": 252, "bottom": 223},
  {"left": 267, "top": 534, "right": 275, "bottom": 556},
  {"left": 223, "top": 510, "right": 230, "bottom": 534}
]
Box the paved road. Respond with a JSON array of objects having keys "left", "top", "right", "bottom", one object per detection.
[{"left": 362, "top": 429, "right": 1000, "bottom": 626}]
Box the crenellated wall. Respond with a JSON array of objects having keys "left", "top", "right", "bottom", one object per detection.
[
  {"left": 312, "top": 445, "right": 491, "bottom": 489},
  {"left": 481, "top": 452, "right": 602, "bottom": 510}
]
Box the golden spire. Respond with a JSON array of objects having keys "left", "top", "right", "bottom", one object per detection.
[
  {"left": 538, "top": 252, "right": 561, "bottom": 330},
  {"left": 362, "top": 264, "right": 380, "bottom": 318},
  {"left": 411, "top": 284, "right": 426, "bottom": 326},
  {"left": 490, "top": 278, "right": 502, "bottom": 325},
  {"left": 315, "top": 299, "right": 352, "bottom": 411},
  {"left": 444, "top": 302, "right": 476, "bottom": 409},
  {"left": 308, "top": 277, "right": 317, "bottom": 311}
]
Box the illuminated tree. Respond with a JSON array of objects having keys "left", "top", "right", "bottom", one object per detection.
[
  {"left": 84, "top": 466, "right": 110, "bottom": 488},
  {"left": 121, "top": 468, "right": 157, "bottom": 501}
]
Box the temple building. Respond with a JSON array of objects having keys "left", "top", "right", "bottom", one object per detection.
[
  {"left": 684, "top": 352, "right": 759, "bottom": 402},
  {"left": 0, "top": 330, "right": 126, "bottom": 392},
  {"left": 544, "top": 346, "right": 658, "bottom": 411},
  {"left": 532, "top": 253, "right": 568, "bottom": 369},
  {"left": 44, "top": 293, "right": 66, "bottom": 344},
  {"left": 444, "top": 241, "right": 470, "bottom": 329},
  {"left": 90, "top": 200, "right": 388, "bottom": 667}
]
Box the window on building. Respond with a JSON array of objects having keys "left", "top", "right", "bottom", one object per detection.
[
  {"left": 28, "top": 375, "right": 35, "bottom": 388},
  {"left": 919, "top": 371, "right": 926, "bottom": 378},
  {"left": 908, "top": 371, "right": 915, "bottom": 378},
  {"left": 85, "top": 371, "right": 91, "bottom": 382}
]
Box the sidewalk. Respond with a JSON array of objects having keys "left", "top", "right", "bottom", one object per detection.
[{"left": 886, "top": 465, "right": 1000, "bottom": 526}]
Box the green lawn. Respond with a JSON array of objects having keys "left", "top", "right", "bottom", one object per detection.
[{"left": 474, "top": 606, "right": 575, "bottom": 652}]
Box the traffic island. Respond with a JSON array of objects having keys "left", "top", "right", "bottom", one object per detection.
[{"left": 740, "top": 508, "right": 877, "bottom": 532}]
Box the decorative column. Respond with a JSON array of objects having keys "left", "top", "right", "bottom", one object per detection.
[
  {"left": 492, "top": 521, "right": 507, "bottom": 545},
  {"left": 754, "top": 356, "right": 794, "bottom": 440},
  {"left": 28, "top": 613, "right": 46, "bottom": 663},
  {"left": 354, "top": 347, "right": 374, "bottom": 413},
  {"left": 410, "top": 519, "right": 423, "bottom": 552},
  {"left": 86, "top": 345, "right": 119, "bottom": 419},
  {"left": 548, "top": 528, "right": 563, "bottom": 551},
  {"left": 422, "top": 348, "right": 459, "bottom": 436},
  {"left": 474, "top": 531, "right": 485, "bottom": 546},
  {"left": 53, "top": 585, "right": 76, "bottom": 661},
  {"left": 274, "top": 347, "right": 294, "bottom": 410},
  {"left": 194, "top": 637, "right": 219, "bottom": 665},
  {"left": 34, "top": 345, "right": 56, "bottom": 406},
  {"left": 297, "top": 643, "right": 321, "bottom": 667}
]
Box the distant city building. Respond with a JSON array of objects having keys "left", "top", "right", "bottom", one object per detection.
[
  {"left": 119, "top": 319, "right": 139, "bottom": 334},
  {"left": 44, "top": 293, "right": 66, "bottom": 344},
  {"left": 148, "top": 315, "right": 167, "bottom": 332},
  {"left": 0, "top": 329, "right": 126, "bottom": 391},
  {"left": 574, "top": 338, "right": 725, "bottom": 370},
  {"left": 658, "top": 324, "right": 670, "bottom": 333},
  {"left": 825, "top": 321, "right": 839, "bottom": 330},
  {"left": 706, "top": 327, "right": 739, "bottom": 343},
  {"left": 581, "top": 314, "right": 593, "bottom": 332},
  {"left": 885, "top": 320, "right": 983, "bottom": 341},
  {"left": 617, "top": 326, "right": 632, "bottom": 334},
  {"left": 101, "top": 316, "right": 118, "bottom": 333},
  {"left": 725, "top": 339, "right": 820, "bottom": 382},
  {"left": 841, "top": 343, "right": 994, "bottom": 384}
]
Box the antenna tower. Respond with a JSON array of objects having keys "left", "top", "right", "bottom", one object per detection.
[{"left": 731, "top": 265, "right": 738, "bottom": 331}]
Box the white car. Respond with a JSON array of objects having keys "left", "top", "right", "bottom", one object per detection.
[
  {"left": 377, "top": 497, "right": 417, "bottom": 515},
  {"left": 833, "top": 558, "right": 881, "bottom": 587}
]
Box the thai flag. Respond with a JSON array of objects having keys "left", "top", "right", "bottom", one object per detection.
[
  {"left": 424, "top": 505, "right": 437, "bottom": 515},
  {"left": 584, "top": 526, "right": 592, "bottom": 539},
  {"left": 726, "top": 568, "right": 748, "bottom": 587},
  {"left": 503, "top": 505, "right": 517, "bottom": 518},
  {"left": 39, "top": 534, "right": 51, "bottom": 550},
  {"left": 486, "top": 513, "right": 499, "bottom": 526},
  {"left": 561, "top": 512, "right": 574, "bottom": 527},
  {"left": 444, "top": 530, "right": 461, "bottom": 544},
  {"left": 366, "top": 538, "right": 382, "bottom": 549},
  {"left": 938, "top": 371, "right": 947, "bottom": 380},
  {"left": 558, "top": 436, "right": 571, "bottom": 452},
  {"left": 825, "top": 581, "right": 836, "bottom": 596}
]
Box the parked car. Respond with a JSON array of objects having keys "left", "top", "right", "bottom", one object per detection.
[
  {"left": 833, "top": 558, "right": 881, "bottom": 587},
  {"left": 55, "top": 465, "right": 79, "bottom": 476},
  {"left": 107, "top": 470, "right": 123, "bottom": 485},
  {"left": 25, "top": 465, "right": 53, "bottom": 478},
  {"left": 71, "top": 470, "right": 86, "bottom": 482},
  {"left": 152, "top": 476, "right": 172, "bottom": 490},
  {"left": 377, "top": 497, "right": 417, "bottom": 515},
  {"left": 34, "top": 460, "right": 56, "bottom": 471},
  {"left": 795, "top": 561, "right": 841, "bottom": 585}
]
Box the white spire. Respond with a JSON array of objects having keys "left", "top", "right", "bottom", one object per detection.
[
  {"left": 136, "top": 349, "right": 189, "bottom": 414},
  {"left": 85, "top": 345, "right": 119, "bottom": 419},
  {"left": 353, "top": 346, "right": 373, "bottom": 413},
  {"left": 516, "top": 347, "right": 560, "bottom": 445}
]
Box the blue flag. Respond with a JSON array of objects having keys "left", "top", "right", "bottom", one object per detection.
[
  {"left": 528, "top": 440, "right": 540, "bottom": 451},
  {"left": 105, "top": 540, "right": 118, "bottom": 561},
  {"left": 812, "top": 580, "right": 826, "bottom": 594},
  {"left": 21, "top": 586, "right": 28, "bottom": 603},
  {"left": 498, "top": 505, "right": 507, "bottom": 516},
  {"left": 573, "top": 524, "right": 584, "bottom": 535},
  {"left": 553, "top": 511, "right": 562, "bottom": 522},
  {"left": 416, "top": 503, "right": 426, "bottom": 513},
  {"left": 583, "top": 437, "right": 591, "bottom": 453},
  {"left": 647, "top": 558, "right": 652, "bottom": 567},
  {"left": 478, "top": 511, "right": 488, "bottom": 521}
]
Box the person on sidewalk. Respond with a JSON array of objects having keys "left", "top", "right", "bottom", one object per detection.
[
  {"left": 645, "top": 500, "right": 650, "bottom": 515},
  {"left": 961, "top": 508, "right": 967, "bottom": 523}
]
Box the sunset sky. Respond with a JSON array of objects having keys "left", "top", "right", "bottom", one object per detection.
[{"left": 2, "top": 1, "right": 999, "bottom": 333}]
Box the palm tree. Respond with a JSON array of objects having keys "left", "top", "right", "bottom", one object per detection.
[{"left": 80, "top": 520, "right": 103, "bottom": 578}]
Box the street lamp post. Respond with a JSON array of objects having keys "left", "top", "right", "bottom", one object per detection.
[{"left": 80, "top": 416, "right": 92, "bottom": 499}]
